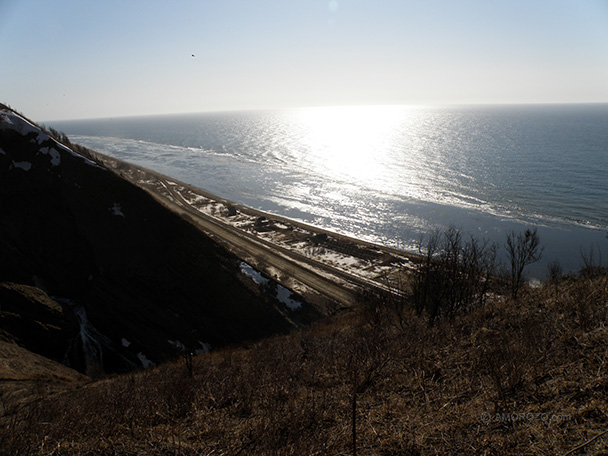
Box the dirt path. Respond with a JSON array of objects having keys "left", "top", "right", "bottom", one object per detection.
[
  {"left": 94, "top": 152, "right": 410, "bottom": 311},
  {"left": 156, "top": 176, "right": 359, "bottom": 307}
]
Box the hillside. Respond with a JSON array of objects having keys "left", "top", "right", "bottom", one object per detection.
[
  {"left": 2, "top": 104, "right": 607, "bottom": 455},
  {"left": 0, "top": 105, "right": 316, "bottom": 375},
  {"left": 0, "top": 339, "right": 87, "bottom": 416},
  {"left": 2, "top": 274, "right": 608, "bottom": 455}
]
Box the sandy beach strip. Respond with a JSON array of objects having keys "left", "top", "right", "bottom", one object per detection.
[{"left": 89, "top": 149, "right": 414, "bottom": 312}]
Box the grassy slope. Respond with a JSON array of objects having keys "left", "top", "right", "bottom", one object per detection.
[
  {"left": 2, "top": 273, "right": 608, "bottom": 455},
  {"left": 0, "top": 340, "right": 86, "bottom": 421}
]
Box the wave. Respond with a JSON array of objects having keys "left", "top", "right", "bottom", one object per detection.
[
  {"left": 71, "top": 130, "right": 608, "bottom": 235},
  {"left": 60, "top": 105, "right": 608, "bottom": 274}
]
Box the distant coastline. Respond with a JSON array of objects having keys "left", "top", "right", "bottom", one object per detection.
[
  {"left": 52, "top": 104, "right": 608, "bottom": 277},
  {"left": 91, "top": 148, "right": 415, "bottom": 309}
]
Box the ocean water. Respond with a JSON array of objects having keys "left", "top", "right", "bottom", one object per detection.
[{"left": 52, "top": 104, "right": 608, "bottom": 278}]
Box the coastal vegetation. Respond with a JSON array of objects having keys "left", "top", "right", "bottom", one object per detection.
[
  {"left": 2, "top": 255, "right": 607, "bottom": 455},
  {"left": 411, "top": 226, "right": 499, "bottom": 324}
]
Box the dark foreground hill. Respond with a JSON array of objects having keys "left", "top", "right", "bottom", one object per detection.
[
  {"left": 0, "top": 105, "right": 306, "bottom": 375},
  {"left": 3, "top": 273, "right": 608, "bottom": 455}
]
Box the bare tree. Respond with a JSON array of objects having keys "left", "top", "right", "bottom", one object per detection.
[
  {"left": 344, "top": 310, "right": 396, "bottom": 456},
  {"left": 579, "top": 243, "right": 604, "bottom": 277},
  {"left": 505, "top": 229, "right": 543, "bottom": 299},
  {"left": 547, "top": 259, "right": 562, "bottom": 298},
  {"left": 412, "top": 226, "right": 498, "bottom": 324}
]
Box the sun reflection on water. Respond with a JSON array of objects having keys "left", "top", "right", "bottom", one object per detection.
[{"left": 289, "top": 105, "right": 429, "bottom": 199}]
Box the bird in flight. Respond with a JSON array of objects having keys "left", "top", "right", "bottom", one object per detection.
[{"left": 191, "top": 54, "right": 195, "bottom": 57}]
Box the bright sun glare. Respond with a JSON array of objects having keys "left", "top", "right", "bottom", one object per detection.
[{"left": 295, "top": 106, "right": 408, "bottom": 185}]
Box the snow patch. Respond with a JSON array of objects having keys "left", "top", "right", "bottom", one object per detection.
[
  {"left": 195, "top": 341, "right": 211, "bottom": 355},
  {"left": 321, "top": 251, "right": 364, "bottom": 268},
  {"left": 186, "top": 194, "right": 209, "bottom": 204},
  {"left": 399, "top": 260, "right": 414, "bottom": 270},
  {"left": 110, "top": 203, "right": 125, "bottom": 217},
  {"left": 121, "top": 338, "right": 131, "bottom": 348},
  {"left": 68, "top": 303, "right": 104, "bottom": 374},
  {"left": 0, "top": 148, "right": 5, "bottom": 155},
  {"left": 240, "top": 262, "right": 269, "bottom": 285},
  {"left": 137, "top": 352, "right": 156, "bottom": 369},
  {"left": 276, "top": 285, "right": 302, "bottom": 310},
  {"left": 0, "top": 109, "right": 104, "bottom": 169},
  {"left": 0, "top": 110, "right": 46, "bottom": 139},
  {"left": 168, "top": 339, "right": 185, "bottom": 351},
  {"left": 0, "top": 111, "right": 14, "bottom": 127},
  {"left": 12, "top": 161, "right": 32, "bottom": 171},
  {"left": 40, "top": 146, "right": 61, "bottom": 166}
]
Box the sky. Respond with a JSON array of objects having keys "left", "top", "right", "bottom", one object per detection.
[{"left": 1, "top": 0, "right": 608, "bottom": 121}]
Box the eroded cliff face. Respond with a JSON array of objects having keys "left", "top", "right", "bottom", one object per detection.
[
  {"left": 0, "top": 283, "right": 78, "bottom": 361},
  {"left": 0, "top": 107, "right": 294, "bottom": 375}
]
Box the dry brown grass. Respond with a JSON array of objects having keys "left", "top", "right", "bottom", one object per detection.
[{"left": 2, "top": 273, "right": 608, "bottom": 455}]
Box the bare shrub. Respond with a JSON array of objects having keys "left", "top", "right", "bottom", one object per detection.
[
  {"left": 358, "top": 281, "right": 409, "bottom": 332},
  {"left": 505, "top": 228, "right": 543, "bottom": 299},
  {"left": 547, "top": 259, "right": 563, "bottom": 298},
  {"left": 579, "top": 243, "right": 606, "bottom": 278},
  {"left": 5, "top": 271, "right": 608, "bottom": 455},
  {"left": 338, "top": 311, "right": 397, "bottom": 456},
  {"left": 476, "top": 314, "right": 549, "bottom": 408},
  {"left": 411, "top": 226, "right": 498, "bottom": 324},
  {"left": 561, "top": 276, "right": 608, "bottom": 331}
]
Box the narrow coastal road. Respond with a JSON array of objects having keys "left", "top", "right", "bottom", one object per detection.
[
  {"left": 147, "top": 176, "right": 364, "bottom": 308},
  {"left": 94, "top": 152, "right": 400, "bottom": 310}
]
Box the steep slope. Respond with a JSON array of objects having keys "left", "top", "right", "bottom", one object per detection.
[
  {"left": 6, "top": 277, "right": 608, "bottom": 455},
  {"left": 0, "top": 339, "right": 87, "bottom": 417},
  {"left": 0, "top": 283, "right": 79, "bottom": 362},
  {"left": 0, "top": 106, "right": 297, "bottom": 375}
]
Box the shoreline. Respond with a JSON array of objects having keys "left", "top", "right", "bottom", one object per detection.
[
  {"left": 89, "top": 149, "right": 414, "bottom": 311},
  {"left": 81, "top": 139, "right": 608, "bottom": 282},
  {"left": 61, "top": 108, "right": 608, "bottom": 280}
]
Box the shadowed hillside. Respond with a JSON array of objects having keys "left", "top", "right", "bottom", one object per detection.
[{"left": 0, "top": 105, "right": 314, "bottom": 375}]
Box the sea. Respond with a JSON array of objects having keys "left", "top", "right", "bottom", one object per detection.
[{"left": 51, "top": 104, "right": 608, "bottom": 279}]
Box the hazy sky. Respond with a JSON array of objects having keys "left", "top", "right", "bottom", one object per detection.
[{"left": 2, "top": 0, "right": 608, "bottom": 121}]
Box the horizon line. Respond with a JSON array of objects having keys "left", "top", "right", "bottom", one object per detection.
[{"left": 43, "top": 100, "right": 608, "bottom": 123}]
